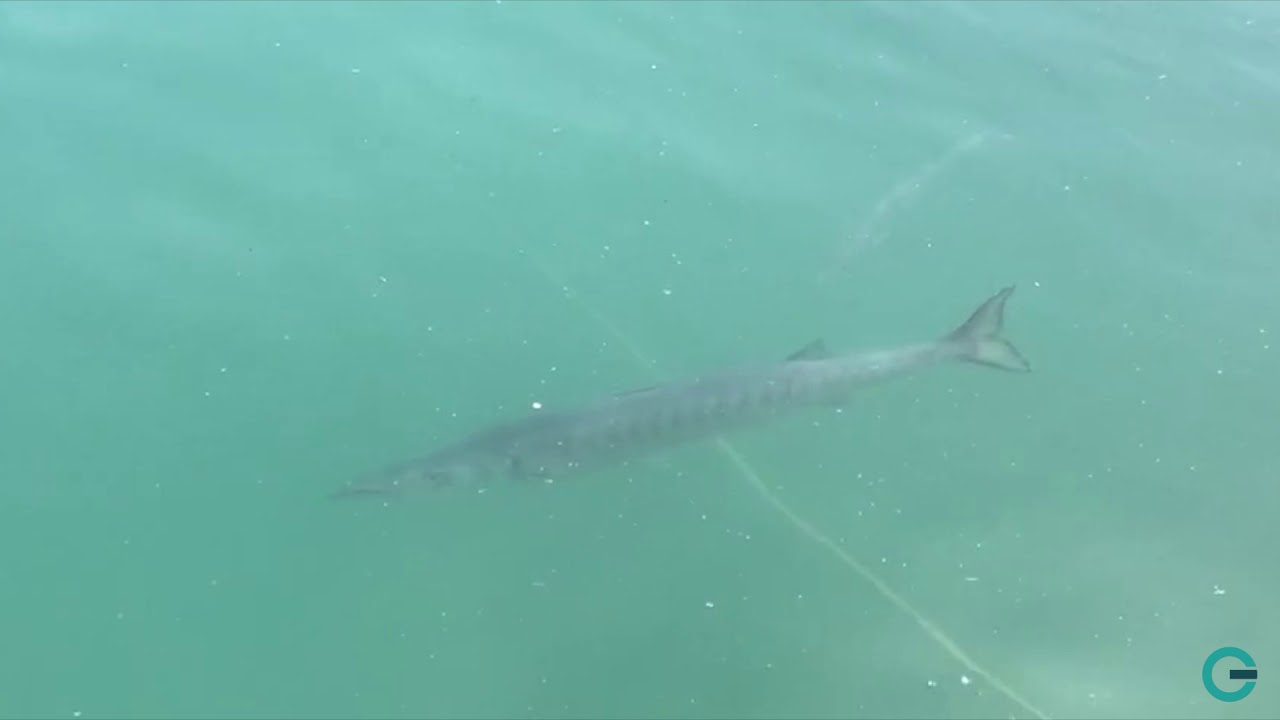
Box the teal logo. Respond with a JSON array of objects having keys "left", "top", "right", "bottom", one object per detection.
[{"left": 1203, "top": 647, "right": 1257, "bottom": 702}]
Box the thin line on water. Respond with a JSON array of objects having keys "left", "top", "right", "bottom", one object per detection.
[{"left": 530, "top": 261, "right": 1048, "bottom": 720}]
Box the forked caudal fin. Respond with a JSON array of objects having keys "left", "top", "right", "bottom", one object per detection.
[{"left": 945, "top": 286, "right": 1031, "bottom": 372}]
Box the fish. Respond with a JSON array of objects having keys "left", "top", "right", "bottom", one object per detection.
[{"left": 332, "top": 286, "right": 1029, "bottom": 499}]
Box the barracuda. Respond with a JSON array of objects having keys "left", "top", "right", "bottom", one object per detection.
[{"left": 333, "top": 287, "right": 1029, "bottom": 499}]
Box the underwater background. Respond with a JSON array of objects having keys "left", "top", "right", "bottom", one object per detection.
[{"left": 1, "top": 2, "right": 1277, "bottom": 718}]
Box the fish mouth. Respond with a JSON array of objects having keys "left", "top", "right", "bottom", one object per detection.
[
  {"left": 329, "top": 468, "right": 413, "bottom": 500},
  {"left": 328, "top": 483, "right": 402, "bottom": 500},
  {"left": 330, "top": 454, "right": 460, "bottom": 500}
]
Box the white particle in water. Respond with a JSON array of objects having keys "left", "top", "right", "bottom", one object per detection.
[
  {"left": 350, "top": 67, "right": 361, "bottom": 74},
  {"left": 662, "top": 289, "right": 672, "bottom": 296},
  {"left": 704, "top": 601, "right": 715, "bottom": 608},
  {"left": 927, "top": 679, "right": 938, "bottom": 688},
  {"left": 1213, "top": 584, "right": 1226, "bottom": 596},
  {"left": 531, "top": 401, "right": 543, "bottom": 410},
  {"left": 960, "top": 675, "right": 971, "bottom": 686}
]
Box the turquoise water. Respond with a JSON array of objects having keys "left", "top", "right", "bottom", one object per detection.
[{"left": 2, "top": 2, "right": 1277, "bottom": 718}]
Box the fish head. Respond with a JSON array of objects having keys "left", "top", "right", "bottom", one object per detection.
[{"left": 331, "top": 447, "right": 491, "bottom": 500}]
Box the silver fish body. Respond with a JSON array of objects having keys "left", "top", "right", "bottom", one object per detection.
[{"left": 334, "top": 287, "right": 1028, "bottom": 498}]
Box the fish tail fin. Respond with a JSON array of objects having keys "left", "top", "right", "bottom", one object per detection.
[{"left": 944, "top": 286, "right": 1031, "bottom": 372}]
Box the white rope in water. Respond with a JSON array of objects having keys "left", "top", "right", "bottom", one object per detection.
[
  {"left": 819, "top": 129, "right": 1011, "bottom": 285},
  {"left": 534, "top": 263, "right": 1048, "bottom": 720}
]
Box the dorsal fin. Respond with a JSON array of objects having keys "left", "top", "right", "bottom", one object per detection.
[{"left": 786, "top": 338, "right": 829, "bottom": 361}]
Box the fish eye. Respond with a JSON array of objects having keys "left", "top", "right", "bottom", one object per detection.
[
  {"left": 424, "top": 469, "right": 453, "bottom": 488},
  {"left": 506, "top": 455, "right": 527, "bottom": 479}
]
